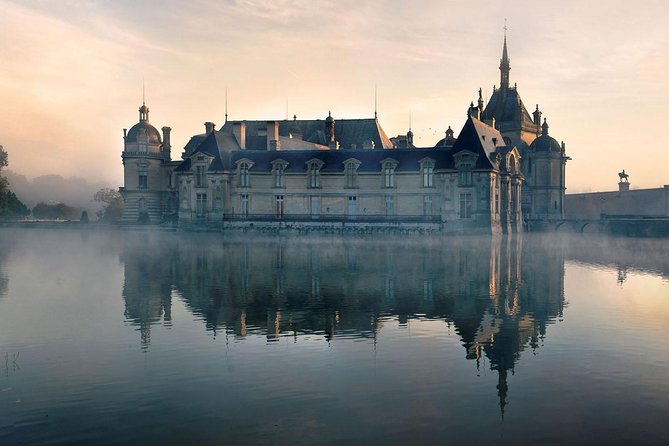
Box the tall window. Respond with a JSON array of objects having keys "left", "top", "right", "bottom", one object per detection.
[
  {"left": 240, "top": 194, "right": 249, "bottom": 217},
  {"left": 423, "top": 195, "right": 433, "bottom": 216},
  {"left": 307, "top": 161, "right": 323, "bottom": 188},
  {"left": 196, "top": 193, "right": 207, "bottom": 216},
  {"left": 138, "top": 166, "right": 148, "bottom": 189},
  {"left": 196, "top": 165, "right": 207, "bottom": 187},
  {"left": 421, "top": 161, "right": 434, "bottom": 188},
  {"left": 384, "top": 165, "right": 395, "bottom": 188},
  {"left": 381, "top": 159, "right": 398, "bottom": 188},
  {"left": 272, "top": 162, "right": 286, "bottom": 188},
  {"left": 239, "top": 162, "right": 250, "bottom": 187},
  {"left": 275, "top": 195, "right": 284, "bottom": 218},
  {"left": 459, "top": 163, "right": 473, "bottom": 186},
  {"left": 460, "top": 193, "right": 473, "bottom": 219},
  {"left": 344, "top": 162, "right": 359, "bottom": 188}
]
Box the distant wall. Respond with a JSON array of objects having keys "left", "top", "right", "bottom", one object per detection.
[{"left": 565, "top": 186, "right": 669, "bottom": 219}]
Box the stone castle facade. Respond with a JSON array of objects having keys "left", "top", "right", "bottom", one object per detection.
[{"left": 120, "top": 35, "right": 568, "bottom": 233}]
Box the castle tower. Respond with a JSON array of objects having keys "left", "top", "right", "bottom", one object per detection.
[
  {"left": 120, "top": 102, "right": 171, "bottom": 224},
  {"left": 480, "top": 31, "right": 568, "bottom": 222},
  {"left": 525, "top": 119, "right": 569, "bottom": 219}
]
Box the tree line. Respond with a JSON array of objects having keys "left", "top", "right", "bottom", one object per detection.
[{"left": 0, "top": 145, "right": 122, "bottom": 222}]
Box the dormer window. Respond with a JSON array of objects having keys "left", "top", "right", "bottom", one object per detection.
[
  {"left": 344, "top": 159, "right": 361, "bottom": 189},
  {"left": 381, "top": 158, "right": 398, "bottom": 188},
  {"left": 419, "top": 158, "right": 435, "bottom": 188},
  {"left": 271, "top": 159, "right": 288, "bottom": 188},
  {"left": 236, "top": 159, "right": 254, "bottom": 188},
  {"left": 306, "top": 159, "right": 324, "bottom": 188},
  {"left": 454, "top": 151, "right": 479, "bottom": 187}
]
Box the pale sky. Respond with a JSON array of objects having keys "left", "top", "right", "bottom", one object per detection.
[{"left": 1, "top": 0, "right": 668, "bottom": 192}]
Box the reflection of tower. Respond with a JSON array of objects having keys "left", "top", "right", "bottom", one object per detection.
[
  {"left": 120, "top": 238, "right": 174, "bottom": 349},
  {"left": 476, "top": 235, "right": 565, "bottom": 417}
]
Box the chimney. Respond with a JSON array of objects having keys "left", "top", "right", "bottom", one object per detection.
[
  {"left": 205, "top": 122, "right": 216, "bottom": 134},
  {"left": 162, "top": 126, "right": 172, "bottom": 160},
  {"left": 233, "top": 121, "right": 246, "bottom": 149},
  {"left": 266, "top": 121, "right": 280, "bottom": 151}
]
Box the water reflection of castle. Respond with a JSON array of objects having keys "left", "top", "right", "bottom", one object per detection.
[{"left": 121, "top": 234, "right": 567, "bottom": 414}]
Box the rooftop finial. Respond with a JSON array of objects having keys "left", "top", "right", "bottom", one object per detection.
[
  {"left": 374, "top": 84, "right": 378, "bottom": 119},
  {"left": 139, "top": 78, "right": 149, "bottom": 122},
  {"left": 500, "top": 20, "right": 511, "bottom": 90},
  {"left": 225, "top": 87, "right": 228, "bottom": 123}
]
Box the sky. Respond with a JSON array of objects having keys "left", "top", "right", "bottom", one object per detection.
[{"left": 1, "top": 0, "right": 668, "bottom": 192}]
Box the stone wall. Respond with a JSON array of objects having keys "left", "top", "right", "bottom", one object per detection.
[{"left": 565, "top": 186, "right": 669, "bottom": 219}]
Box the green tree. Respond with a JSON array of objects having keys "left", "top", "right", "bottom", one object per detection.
[
  {"left": 0, "top": 145, "right": 8, "bottom": 196},
  {"left": 0, "top": 145, "right": 30, "bottom": 220},
  {"left": 94, "top": 188, "right": 123, "bottom": 223},
  {"left": 32, "top": 202, "right": 79, "bottom": 220}
]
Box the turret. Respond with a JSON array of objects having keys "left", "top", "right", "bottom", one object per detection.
[
  {"left": 139, "top": 103, "right": 149, "bottom": 122},
  {"left": 533, "top": 104, "right": 542, "bottom": 131},
  {"left": 325, "top": 111, "right": 335, "bottom": 145}
]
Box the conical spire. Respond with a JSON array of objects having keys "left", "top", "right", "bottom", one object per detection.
[{"left": 500, "top": 23, "right": 510, "bottom": 90}]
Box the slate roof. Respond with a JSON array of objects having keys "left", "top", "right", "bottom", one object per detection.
[
  {"left": 530, "top": 121, "right": 561, "bottom": 152},
  {"left": 452, "top": 117, "right": 508, "bottom": 169},
  {"left": 125, "top": 121, "right": 161, "bottom": 144},
  {"left": 182, "top": 117, "right": 395, "bottom": 157},
  {"left": 174, "top": 116, "right": 509, "bottom": 174},
  {"left": 480, "top": 87, "right": 536, "bottom": 131},
  {"left": 229, "top": 148, "right": 456, "bottom": 172}
]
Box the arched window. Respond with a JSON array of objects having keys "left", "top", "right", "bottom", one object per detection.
[
  {"left": 306, "top": 159, "right": 324, "bottom": 188},
  {"left": 271, "top": 159, "right": 288, "bottom": 188},
  {"left": 343, "top": 159, "right": 361, "bottom": 189},
  {"left": 236, "top": 159, "right": 254, "bottom": 187},
  {"left": 380, "top": 158, "right": 398, "bottom": 188},
  {"left": 419, "top": 158, "right": 435, "bottom": 188},
  {"left": 240, "top": 163, "right": 250, "bottom": 187}
]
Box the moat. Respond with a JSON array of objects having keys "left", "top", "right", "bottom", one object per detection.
[{"left": 1, "top": 229, "right": 668, "bottom": 445}]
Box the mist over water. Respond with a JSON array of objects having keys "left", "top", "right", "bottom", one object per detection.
[{"left": 0, "top": 229, "right": 668, "bottom": 445}]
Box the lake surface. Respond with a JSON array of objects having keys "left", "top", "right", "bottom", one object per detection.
[{"left": 0, "top": 228, "right": 668, "bottom": 445}]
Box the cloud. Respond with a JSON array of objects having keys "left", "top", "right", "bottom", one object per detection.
[{"left": 1, "top": 0, "right": 668, "bottom": 191}]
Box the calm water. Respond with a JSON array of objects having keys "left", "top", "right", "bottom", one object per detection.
[{"left": 0, "top": 229, "right": 668, "bottom": 445}]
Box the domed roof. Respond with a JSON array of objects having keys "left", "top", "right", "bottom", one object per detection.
[
  {"left": 125, "top": 121, "right": 161, "bottom": 144},
  {"left": 530, "top": 119, "right": 560, "bottom": 152}
]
